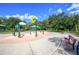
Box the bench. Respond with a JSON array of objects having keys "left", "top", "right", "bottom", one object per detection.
[
  {"left": 64, "top": 37, "right": 72, "bottom": 45},
  {"left": 64, "top": 35, "right": 77, "bottom": 50}
]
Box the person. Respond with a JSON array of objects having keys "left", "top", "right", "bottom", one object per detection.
[
  {"left": 72, "top": 38, "right": 77, "bottom": 50},
  {"left": 76, "top": 41, "right": 79, "bottom": 55},
  {"left": 72, "top": 42, "right": 75, "bottom": 50}
]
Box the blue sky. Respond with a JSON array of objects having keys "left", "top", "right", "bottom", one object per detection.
[{"left": 0, "top": 3, "right": 79, "bottom": 22}]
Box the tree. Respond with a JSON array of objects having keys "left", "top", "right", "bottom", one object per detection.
[
  {"left": 6, "top": 17, "right": 21, "bottom": 30},
  {"left": 72, "top": 14, "right": 79, "bottom": 32},
  {"left": 42, "top": 12, "right": 79, "bottom": 32}
]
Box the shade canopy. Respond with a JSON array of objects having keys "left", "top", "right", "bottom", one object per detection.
[
  {"left": 31, "top": 25, "right": 41, "bottom": 30},
  {"left": 19, "top": 22, "right": 26, "bottom": 26},
  {"left": 0, "top": 24, "right": 5, "bottom": 27}
]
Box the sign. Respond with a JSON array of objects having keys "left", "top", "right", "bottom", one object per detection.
[{"left": 30, "top": 16, "right": 36, "bottom": 23}]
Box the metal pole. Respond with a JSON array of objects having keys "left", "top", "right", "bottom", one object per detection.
[
  {"left": 18, "top": 24, "right": 21, "bottom": 38},
  {"left": 35, "top": 21, "right": 37, "bottom": 37},
  {"left": 13, "top": 26, "right": 16, "bottom": 36},
  {"left": 30, "top": 30, "right": 31, "bottom": 35},
  {"left": 30, "top": 25, "right": 31, "bottom": 35},
  {"left": 42, "top": 30, "right": 44, "bottom": 35}
]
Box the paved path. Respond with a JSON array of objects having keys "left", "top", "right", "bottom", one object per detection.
[
  {"left": 0, "top": 32, "right": 77, "bottom": 55},
  {"left": 0, "top": 39, "right": 61, "bottom": 55},
  {"left": 0, "top": 43, "right": 32, "bottom": 55}
]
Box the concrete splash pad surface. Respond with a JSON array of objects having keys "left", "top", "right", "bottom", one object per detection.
[
  {"left": 0, "top": 31, "right": 76, "bottom": 55},
  {"left": 0, "top": 31, "right": 51, "bottom": 44}
]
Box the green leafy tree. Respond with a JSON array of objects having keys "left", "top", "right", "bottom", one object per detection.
[{"left": 6, "top": 17, "right": 21, "bottom": 31}]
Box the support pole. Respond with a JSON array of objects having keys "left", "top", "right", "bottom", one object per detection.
[
  {"left": 42, "top": 30, "right": 44, "bottom": 35},
  {"left": 13, "top": 27, "right": 16, "bottom": 36},
  {"left": 18, "top": 24, "right": 21, "bottom": 38},
  {"left": 35, "top": 21, "right": 37, "bottom": 37},
  {"left": 30, "top": 25, "right": 31, "bottom": 35},
  {"left": 30, "top": 30, "right": 31, "bottom": 35}
]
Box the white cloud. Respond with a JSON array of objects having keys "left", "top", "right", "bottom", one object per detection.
[
  {"left": 48, "top": 8, "right": 55, "bottom": 15},
  {"left": 5, "top": 13, "right": 38, "bottom": 20},
  {"left": 48, "top": 8, "right": 52, "bottom": 14},
  {"left": 24, "top": 13, "right": 29, "bottom": 19},
  {"left": 12, "top": 14, "right": 24, "bottom": 20},
  {"left": 28, "top": 15, "right": 38, "bottom": 19},
  {"left": 56, "top": 8, "right": 63, "bottom": 14},
  {"left": 67, "top": 3, "right": 79, "bottom": 11},
  {"left": 6, "top": 14, "right": 25, "bottom": 20},
  {"left": 70, "top": 10, "right": 79, "bottom": 14},
  {"left": 6, "top": 15, "right": 11, "bottom": 18}
]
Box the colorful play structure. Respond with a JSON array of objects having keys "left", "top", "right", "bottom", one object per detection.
[
  {"left": 13, "top": 16, "right": 45, "bottom": 38},
  {"left": 13, "top": 22, "right": 26, "bottom": 38},
  {"left": 30, "top": 16, "right": 38, "bottom": 37},
  {"left": 13, "top": 16, "right": 38, "bottom": 37}
]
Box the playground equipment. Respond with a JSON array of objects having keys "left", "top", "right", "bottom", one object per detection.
[
  {"left": 30, "top": 16, "right": 37, "bottom": 37},
  {"left": 30, "top": 16, "right": 45, "bottom": 36},
  {"left": 13, "top": 22, "right": 26, "bottom": 38},
  {"left": 31, "top": 25, "right": 41, "bottom": 30},
  {"left": 37, "top": 22, "right": 45, "bottom": 35},
  {"left": 18, "top": 22, "right": 26, "bottom": 37}
]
